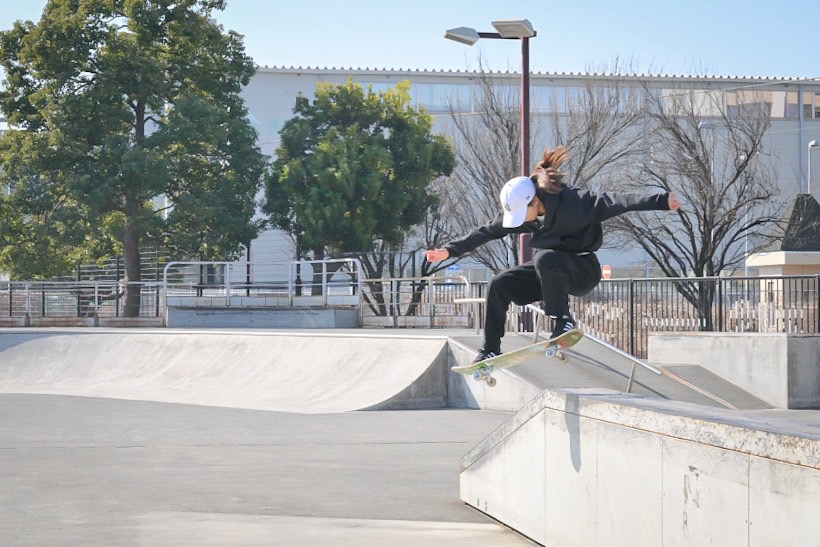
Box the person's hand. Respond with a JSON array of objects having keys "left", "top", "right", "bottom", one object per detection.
[
  {"left": 425, "top": 248, "right": 450, "bottom": 262},
  {"left": 668, "top": 192, "right": 681, "bottom": 211}
]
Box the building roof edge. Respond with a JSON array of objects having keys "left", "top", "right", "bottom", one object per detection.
[{"left": 254, "top": 65, "right": 818, "bottom": 83}]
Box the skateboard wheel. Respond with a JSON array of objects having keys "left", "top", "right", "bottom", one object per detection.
[
  {"left": 486, "top": 377, "right": 497, "bottom": 388},
  {"left": 546, "top": 346, "right": 558, "bottom": 358},
  {"left": 472, "top": 371, "right": 482, "bottom": 381}
]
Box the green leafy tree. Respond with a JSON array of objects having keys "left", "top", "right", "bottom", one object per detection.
[
  {"left": 0, "top": 0, "right": 266, "bottom": 316},
  {"left": 265, "top": 79, "right": 454, "bottom": 303}
]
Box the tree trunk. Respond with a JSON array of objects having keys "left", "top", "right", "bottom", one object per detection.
[
  {"left": 311, "top": 246, "right": 324, "bottom": 295},
  {"left": 123, "top": 203, "right": 142, "bottom": 318}
]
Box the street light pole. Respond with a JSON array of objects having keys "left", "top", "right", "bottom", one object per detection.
[
  {"left": 808, "top": 140, "right": 819, "bottom": 195},
  {"left": 445, "top": 19, "right": 536, "bottom": 264},
  {"left": 520, "top": 35, "right": 531, "bottom": 177}
]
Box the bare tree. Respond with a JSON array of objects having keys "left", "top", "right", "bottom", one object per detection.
[
  {"left": 544, "top": 65, "right": 647, "bottom": 190},
  {"left": 436, "top": 60, "right": 649, "bottom": 274},
  {"left": 610, "top": 84, "right": 788, "bottom": 329},
  {"left": 438, "top": 58, "right": 525, "bottom": 273},
  {"left": 420, "top": 64, "right": 789, "bottom": 329}
]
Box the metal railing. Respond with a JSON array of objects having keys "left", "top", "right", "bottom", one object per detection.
[
  {"left": 3, "top": 266, "right": 817, "bottom": 363},
  {"left": 0, "top": 281, "right": 162, "bottom": 318},
  {"left": 526, "top": 303, "right": 661, "bottom": 393},
  {"left": 161, "top": 258, "right": 363, "bottom": 308},
  {"left": 360, "top": 275, "right": 473, "bottom": 328}
]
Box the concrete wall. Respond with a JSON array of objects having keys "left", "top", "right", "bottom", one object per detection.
[
  {"left": 0, "top": 316, "right": 163, "bottom": 328},
  {"left": 649, "top": 333, "right": 820, "bottom": 409},
  {"left": 460, "top": 388, "right": 820, "bottom": 546},
  {"left": 165, "top": 306, "right": 361, "bottom": 328}
]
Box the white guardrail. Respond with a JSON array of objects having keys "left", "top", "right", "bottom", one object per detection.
[{"left": 161, "top": 259, "right": 364, "bottom": 308}]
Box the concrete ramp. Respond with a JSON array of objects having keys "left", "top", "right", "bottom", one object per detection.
[
  {"left": 449, "top": 333, "right": 772, "bottom": 412},
  {"left": 460, "top": 388, "right": 820, "bottom": 546},
  {"left": 0, "top": 330, "right": 449, "bottom": 413}
]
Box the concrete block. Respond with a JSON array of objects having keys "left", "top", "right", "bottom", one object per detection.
[
  {"left": 649, "top": 333, "right": 820, "bottom": 408},
  {"left": 460, "top": 388, "right": 820, "bottom": 546},
  {"left": 499, "top": 410, "right": 547, "bottom": 541},
  {"left": 460, "top": 410, "right": 547, "bottom": 542},
  {"left": 788, "top": 337, "right": 820, "bottom": 408},
  {"left": 0, "top": 318, "right": 28, "bottom": 327},
  {"left": 662, "top": 438, "right": 750, "bottom": 547},
  {"left": 748, "top": 455, "right": 820, "bottom": 547},
  {"left": 596, "top": 423, "right": 664, "bottom": 546},
  {"left": 543, "top": 405, "right": 599, "bottom": 546},
  {"left": 164, "top": 306, "right": 360, "bottom": 328},
  {"left": 228, "top": 296, "right": 267, "bottom": 307}
]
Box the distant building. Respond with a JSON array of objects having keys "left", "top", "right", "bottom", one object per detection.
[
  {"left": 241, "top": 66, "right": 820, "bottom": 277},
  {"left": 3, "top": 68, "right": 820, "bottom": 279}
]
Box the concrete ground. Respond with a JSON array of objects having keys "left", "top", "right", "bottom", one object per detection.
[
  {"left": 4, "top": 326, "right": 810, "bottom": 545},
  {"left": 0, "top": 393, "right": 534, "bottom": 546}
]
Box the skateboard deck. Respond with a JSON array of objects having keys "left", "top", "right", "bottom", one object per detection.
[{"left": 452, "top": 328, "right": 584, "bottom": 387}]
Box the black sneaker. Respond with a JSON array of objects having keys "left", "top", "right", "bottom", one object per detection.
[
  {"left": 549, "top": 315, "right": 576, "bottom": 341},
  {"left": 471, "top": 348, "right": 501, "bottom": 365}
]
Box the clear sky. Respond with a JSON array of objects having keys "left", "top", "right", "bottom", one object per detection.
[{"left": 0, "top": 0, "right": 818, "bottom": 79}]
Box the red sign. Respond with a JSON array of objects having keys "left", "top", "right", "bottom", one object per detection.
[{"left": 602, "top": 264, "right": 612, "bottom": 280}]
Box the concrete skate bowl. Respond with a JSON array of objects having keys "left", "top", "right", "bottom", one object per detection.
[{"left": 0, "top": 330, "right": 450, "bottom": 413}]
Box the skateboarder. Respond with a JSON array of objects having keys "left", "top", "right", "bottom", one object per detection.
[{"left": 425, "top": 146, "right": 681, "bottom": 364}]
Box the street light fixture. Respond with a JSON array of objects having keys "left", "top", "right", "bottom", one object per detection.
[
  {"left": 445, "top": 18, "right": 537, "bottom": 264},
  {"left": 444, "top": 18, "right": 536, "bottom": 177},
  {"left": 491, "top": 19, "right": 536, "bottom": 39},
  {"left": 443, "top": 27, "right": 481, "bottom": 46},
  {"left": 808, "top": 140, "right": 819, "bottom": 195}
]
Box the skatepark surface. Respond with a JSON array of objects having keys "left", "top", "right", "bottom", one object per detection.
[
  {"left": 0, "top": 328, "right": 534, "bottom": 546},
  {"left": 2, "top": 327, "right": 817, "bottom": 545},
  {"left": 0, "top": 394, "right": 528, "bottom": 546}
]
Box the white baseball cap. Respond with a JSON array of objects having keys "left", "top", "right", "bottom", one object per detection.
[{"left": 499, "top": 176, "right": 536, "bottom": 228}]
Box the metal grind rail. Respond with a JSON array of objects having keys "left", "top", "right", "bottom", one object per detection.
[{"left": 526, "top": 304, "right": 739, "bottom": 408}]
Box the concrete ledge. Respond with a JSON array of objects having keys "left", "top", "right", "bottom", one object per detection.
[
  {"left": 98, "top": 317, "right": 164, "bottom": 328},
  {"left": 165, "top": 306, "right": 361, "bottom": 328},
  {"left": 649, "top": 333, "right": 820, "bottom": 409},
  {"left": 460, "top": 388, "right": 820, "bottom": 546},
  {"left": 0, "top": 317, "right": 164, "bottom": 328}
]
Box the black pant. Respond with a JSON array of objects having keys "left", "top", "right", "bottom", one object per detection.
[{"left": 482, "top": 250, "right": 601, "bottom": 352}]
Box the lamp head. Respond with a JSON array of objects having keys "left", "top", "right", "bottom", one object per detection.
[
  {"left": 490, "top": 19, "right": 536, "bottom": 38},
  {"left": 444, "top": 27, "right": 480, "bottom": 46}
]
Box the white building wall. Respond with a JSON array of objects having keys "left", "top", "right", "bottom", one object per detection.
[{"left": 242, "top": 67, "right": 820, "bottom": 274}]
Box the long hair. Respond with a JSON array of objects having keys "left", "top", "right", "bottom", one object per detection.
[{"left": 530, "top": 146, "right": 569, "bottom": 194}]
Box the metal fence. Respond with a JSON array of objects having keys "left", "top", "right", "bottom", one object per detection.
[
  {"left": 0, "top": 281, "right": 162, "bottom": 318},
  {"left": 2, "top": 267, "right": 817, "bottom": 361},
  {"left": 360, "top": 275, "right": 473, "bottom": 328},
  {"left": 554, "top": 275, "right": 818, "bottom": 358}
]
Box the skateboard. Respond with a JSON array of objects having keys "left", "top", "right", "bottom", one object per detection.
[{"left": 452, "top": 328, "right": 584, "bottom": 387}]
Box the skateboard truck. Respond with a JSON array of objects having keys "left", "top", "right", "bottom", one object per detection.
[
  {"left": 471, "top": 366, "right": 497, "bottom": 387},
  {"left": 545, "top": 344, "right": 568, "bottom": 360}
]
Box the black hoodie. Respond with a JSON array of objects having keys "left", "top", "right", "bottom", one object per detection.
[{"left": 444, "top": 186, "right": 672, "bottom": 257}]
